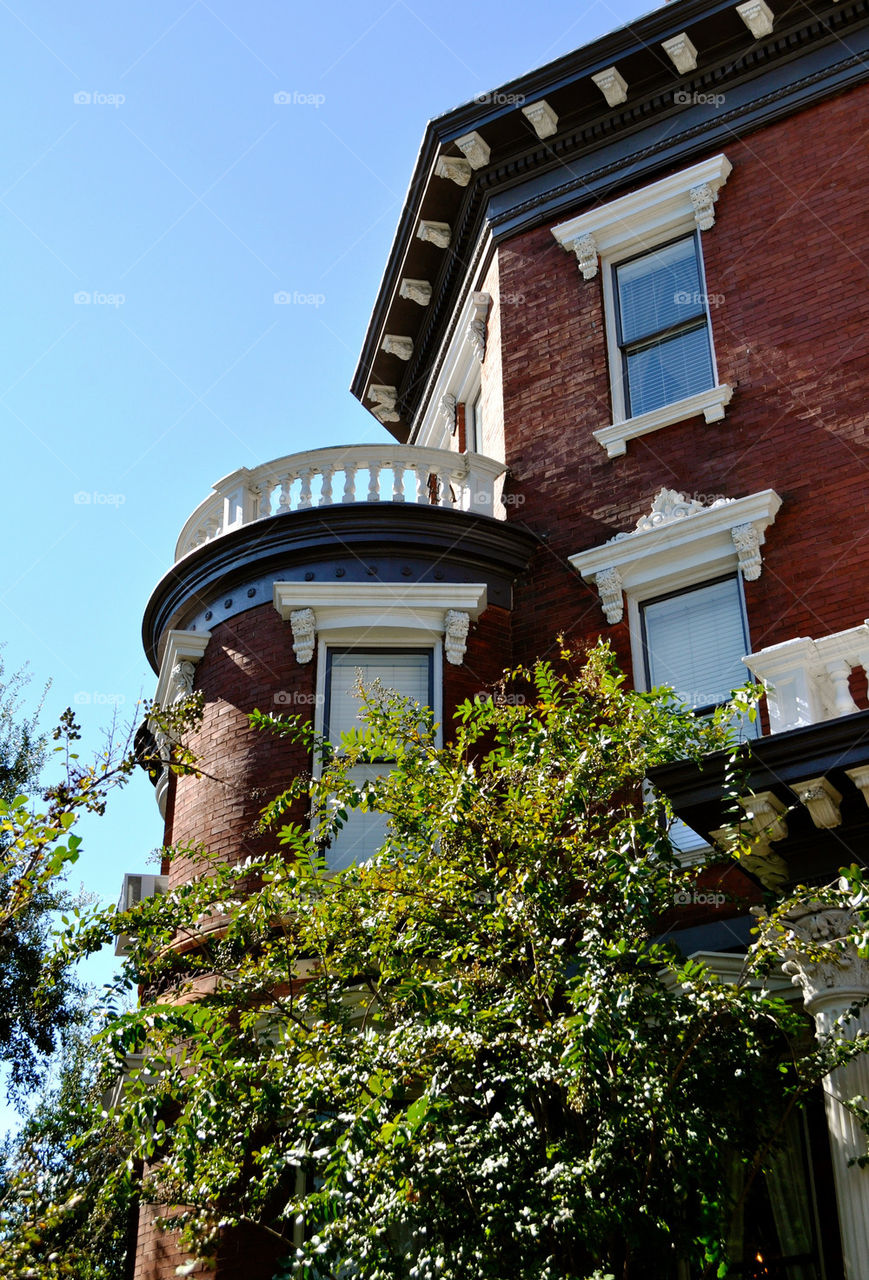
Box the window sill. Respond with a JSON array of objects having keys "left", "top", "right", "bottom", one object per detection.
[{"left": 593, "top": 383, "right": 734, "bottom": 458}]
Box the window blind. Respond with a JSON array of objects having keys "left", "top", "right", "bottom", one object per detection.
[
  {"left": 324, "top": 650, "right": 432, "bottom": 872},
  {"left": 326, "top": 651, "right": 431, "bottom": 739},
  {"left": 642, "top": 577, "right": 748, "bottom": 711}
]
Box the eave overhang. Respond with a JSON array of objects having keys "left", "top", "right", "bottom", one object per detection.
[
  {"left": 352, "top": 0, "right": 869, "bottom": 438},
  {"left": 648, "top": 712, "right": 869, "bottom": 887},
  {"left": 142, "top": 504, "right": 538, "bottom": 672}
]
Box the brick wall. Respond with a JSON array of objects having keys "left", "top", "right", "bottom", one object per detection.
[
  {"left": 167, "top": 604, "right": 314, "bottom": 888},
  {"left": 497, "top": 84, "right": 869, "bottom": 672}
]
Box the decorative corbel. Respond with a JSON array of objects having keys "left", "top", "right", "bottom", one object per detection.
[
  {"left": 366, "top": 384, "right": 401, "bottom": 424},
  {"left": 736, "top": 0, "right": 774, "bottom": 39},
  {"left": 591, "top": 66, "right": 628, "bottom": 107},
  {"left": 661, "top": 33, "right": 698, "bottom": 73},
  {"left": 444, "top": 610, "right": 470, "bottom": 665},
  {"left": 455, "top": 131, "right": 490, "bottom": 169},
  {"left": 710, "top": 825, "right": 788, "bottom": 890},
  {"left": 731, "top": 522, "right": 762, "bottom": 580},
  {"left": 739, "top": 791, "right": 789, "bottom": 842},
  {"left": 381, "top": 335, "right": 414, "bottom": 361},
  {"left": 690, "top": 182, "right": 718, "bottom": 231},
  {"left": 399, "top": 278, "right": 432, "bottom": 306},
  {"left": 594, "top": 566, "right": 624, "bottom": 624},
  {"left": 417, "top": 220, "right": 452, "bottom": 249},
  {"left": 567, "top": 233, "right": 599, "bottom": 280},
  {"left": 466, "top": 292, "right": 491, "bottom": 363},
  {"left": 792, "top": 776, "right": 843, "bottom": 829},
  {"left": 521, "top": 99, "right": 558, "bottom": 139},
  {"left": 845, "top": 765, "right": 869, "bottom": 809},
  {"left": 435, "top": 155, "right": 472, "bottom": 186},
  {"left": 439, "top": 393, "right": 457, "bottom": 437},
  {"left": 289, "top": 609, "right": 316, "bottom": 665}
]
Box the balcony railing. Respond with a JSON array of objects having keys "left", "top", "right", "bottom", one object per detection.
[
  {"left": 744, "top": 624, "right": 869, "bottom": 733},
  {"left": 175, "top": 445, "right": 508, "bottom": 561}
]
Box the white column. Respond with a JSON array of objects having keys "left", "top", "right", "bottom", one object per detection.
[{"left": 780, "top": 904, "right": 869, "bottom": 1278}]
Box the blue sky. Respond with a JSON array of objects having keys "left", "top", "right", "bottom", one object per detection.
[{"left": 0, "top": 0, "right": 652, "bottom": 1046}]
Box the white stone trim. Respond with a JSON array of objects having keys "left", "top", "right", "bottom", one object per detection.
[
  {"left": 661, "top": 33, "right": 698, "bottom": 73},
  {"left": 743, "top": 623, "right": 869, "bottom": 733},
  {"left": 552, "top": 155, "right": 732, "bottom": 452},
  {"left": 417, "top": 220, "right": 451, "bottom": 249},
  {"left": 591, "top": 66, "right": 628, "bottom": 107},
  {"left": 455, "top": 131, "right": 490, "bottom": 169},
  {"left": 521, "top": 99, "right": 558, "bottom": 139},
  {"left": 154, "top": 630, "right": 211, "bottom": 708},
  {"left": 551, "top": 154, "right": 732, "bottom": 268},
  {"left": 413, "top": 290, "right": 492, "bottom": 450},
  {"left": 273, "top": 582, "right": 487, "bottom": 667},
  {"left": 570, "top": 488, "right": 781, "bottom": 624},
  {"left": 399, "top": 278, "right": 432, "bottom": 306},
  {"left": 434, "top": 156, "right": 472, "bottom": 186},
  {"left": 737, "top": 0, "right": 774, "bottom": 39},
  {"left": 151, "top": 629, "right": 211, "bottom": 820},
  {"left": 593, "top": 384, "right": 734, "bottom": 458}
]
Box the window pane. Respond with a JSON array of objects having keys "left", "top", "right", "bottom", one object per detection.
[
  {"left": 625, "top": 323, "right": 713, "bottom": 417},
  {"left": 325, "top": 650, "right": 431, "bottom": 871},
  {"left": 643, "top": 578, "right": 748, "bottom": 711},
  {"left": 327, "top": 651, "right": 430, "bottom": 738},
  {"left": 617, "top": 236, "right": 704, "bottom": 344}
]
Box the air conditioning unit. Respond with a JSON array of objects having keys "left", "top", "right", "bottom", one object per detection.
[{"left": 114, "top": 872, "right": 169, "bottom": 956}]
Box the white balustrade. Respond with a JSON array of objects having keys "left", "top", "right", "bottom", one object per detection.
[
  {"left": 174, "top": 445, "right": 508, "bottom": 561},
  {"left": 744, "top": 624, "right": 869, "bottom": 733}
]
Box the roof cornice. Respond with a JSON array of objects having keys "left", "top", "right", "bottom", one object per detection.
[{"left": 352, "top": 0, "right": 869, "bottom": 435}]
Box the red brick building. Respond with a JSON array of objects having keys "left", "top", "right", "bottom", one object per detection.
[{"left": 136, "top": 0, "right": 869, "bottom": 1274}]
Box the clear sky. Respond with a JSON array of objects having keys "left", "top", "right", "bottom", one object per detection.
[{"left": 0, "top": 0, "right": 653, "bottom": 1046}]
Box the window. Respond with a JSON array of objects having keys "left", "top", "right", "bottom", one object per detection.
[
  {"left": 614, "top": 234, "right": 714, "bottom": 419},
  {"left": 465, "top": 390, "right": 482, "bottom": 453},
  {"left": 641, "top": 576, "right": 752, "bottom": 717},
  {"left": 550, "top": 153, "right": 733, "bottom": 457},
  {"left": 323, "top": 648, "right": 433, "bottom": 871}
]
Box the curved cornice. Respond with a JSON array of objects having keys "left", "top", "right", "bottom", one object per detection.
[{"left": 142, "top": 505, "right": 538, "bottom": 672}]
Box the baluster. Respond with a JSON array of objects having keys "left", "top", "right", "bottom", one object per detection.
[
  {"left": 391, "top": 461, "right": 405, "bottom": 502},
  {"left": 341, "top": 463, "right": 357, "bottom": 503},
  {"left": 367, "top": 461, "right": 380, "bottom": 502},
  {"left": 409, "top": 465, "right": 425, "bottom": 504},
  {"left": 437, "top": 468, "right": 452, "bottom": 507},
  {"left": 320, "top": 466, "right": 334, "bottom": 507},
  {"left": 298, "top": 468, "right": 313, "bottom": 510},
  {"left": 278, "top": 474, "right": 293, "bottom": 511},
  {"left": 255, "top": 480, "right": 272, "bottom": 519}
]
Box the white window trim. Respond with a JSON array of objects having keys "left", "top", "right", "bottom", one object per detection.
[
  {"left": 569, "top": 487, "right": 781, "bottom": 626},
  {"left": 414, "top": 290, "right": 491, "bottom": 449},
  {"left": 551, "top": 154, "right": 733, "bottom": 457},
  {"left": 312, "top": 634, "right": 445, "bottom": 873},
  {"left": 273, "top": 581, "right": 488, "bottom": 668}
]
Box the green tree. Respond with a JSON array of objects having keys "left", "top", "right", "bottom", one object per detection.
[
  {"left": 0, "top": 1004, "right": 136, "bottom": 1279},
  {"left": 6, "top": 645, "right": 869, "bottom": 1279}
]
